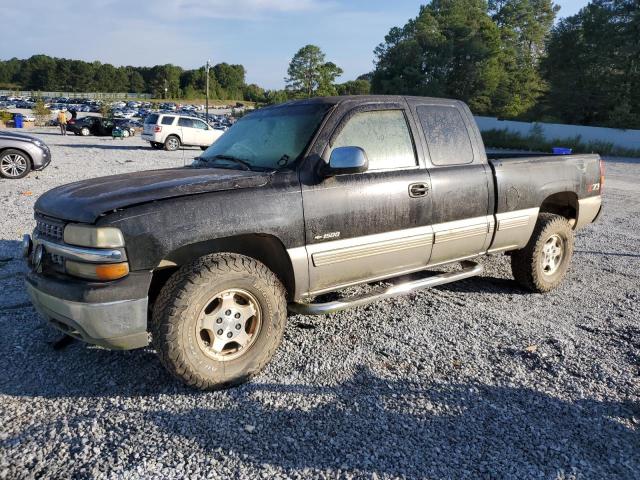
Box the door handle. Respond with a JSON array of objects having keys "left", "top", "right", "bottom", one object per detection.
[{"left": 409, "top": 183, "right": 429, "bottom": 198}]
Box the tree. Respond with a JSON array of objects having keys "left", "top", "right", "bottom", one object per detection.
[
  {"left": 336, "top": 79, "right": 371, "bottom": 96},
  {"left": 489, "top": 0, "right": 559, "bottom": 117},
  {"left": 285, "top": 45, "right": 343, "bottom": 98},
  {"left": 214, "top": 63, "right": 246, "bottom": 100},
  {"left": 371, "top": 0, "right": 503, "bottom": 115},
  {"left": 542, "top": 0, "right": 640, "bottom": 128}
]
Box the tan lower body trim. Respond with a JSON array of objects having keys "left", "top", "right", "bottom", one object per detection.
[
  {"left": 488, "top": 208, "right": 539, "bottom": 253},
  {"left": 575, "top": 195, "right": 602, "bottom": 230}
]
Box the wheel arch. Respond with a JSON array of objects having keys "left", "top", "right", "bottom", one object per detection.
[
  {"left": 539, "top": 191, "right": 578, "bottom": 226},
  {"left": 148, "top": 233, "right": 297, "bottom": 307}
]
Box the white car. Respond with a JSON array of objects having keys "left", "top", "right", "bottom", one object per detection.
[{"left": 141, "top": 113, "right": 224, "bottom": 151}]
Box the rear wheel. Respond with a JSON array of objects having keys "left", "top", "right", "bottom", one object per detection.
[
  {"left": 511, "top": 213, "right": 574, "bottom": 292},
  {"left": 0, "top": 149, "right": 31, "bottom": 179},
  {"left": 164, "top": 135, "right": 180, "bottom": 151},
  {"left": 122, "top": 129, "right": 130, "bottom": 138},
  {"left": 151, "top": 253, "right": 287, "bottom": 390}
]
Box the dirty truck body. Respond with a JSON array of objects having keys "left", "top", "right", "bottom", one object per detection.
[{"left": 24, "top": 96, "right": 603, "bottom": 389}]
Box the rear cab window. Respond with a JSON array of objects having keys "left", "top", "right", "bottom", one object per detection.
[{"left": 416, "top": 105, "right": 474, "bottom": 166}]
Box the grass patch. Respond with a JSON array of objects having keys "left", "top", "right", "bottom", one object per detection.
[{"left": 481, "top": 128, "right": 640, "bottom": 158}]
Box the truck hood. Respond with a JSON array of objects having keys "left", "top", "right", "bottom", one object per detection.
[{"left": 35, "top": 167, "right": 272, "bottom": 223}]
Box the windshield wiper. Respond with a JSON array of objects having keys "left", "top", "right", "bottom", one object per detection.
[{"left": 209, "top": 154, "right": 252, "bottom": 171}]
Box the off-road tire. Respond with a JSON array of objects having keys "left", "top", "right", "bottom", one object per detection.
[
  {"left": 511, "top": 213, "right": 574, "bottom": 293},
  {"left": 164, "top": 135, "right": 180, "bottom": 151},
  {"left": 151, "top": 253, "right": 287, "bottom": 390}
]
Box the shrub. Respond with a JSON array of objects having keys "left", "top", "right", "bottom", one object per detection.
[
  {"left": 481, "top": 128, "right": 640, "bottom": 158},
  {"left": 0, "top": 110, "right": 12, "bottom": 124},
  {"left": 33, "top": 99, "right": 51, "bottom": 126}
]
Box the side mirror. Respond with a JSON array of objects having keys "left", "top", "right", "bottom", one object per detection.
[{"left": 325, "top": 146, "right": 368, "bottom": 176}]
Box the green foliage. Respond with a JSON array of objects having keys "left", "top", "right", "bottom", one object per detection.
[
  {"left": 33, "top": 98, "right": 51, "bottom": 126},
  {"left": 542, "top": 0, "right": 640, "bottom": 129},
  {"left": 336, "top": 79, "right": 371, "bottom": 96},
  {"left": 0, "top": 110, "right": 12, "bottom": 124},
  {"left": 264, "top": 89, "right": 290, "bottom": 105},
  {"left": 0, "top": 55, "right": 247, "bottom": 101},
  {"left": 285, "top": 45, "right": 343, "bottom": 98},
  {"left": 481, "top": 128, "right": 640, "bottom": 157},
  {"left": 489, "top": 0, "right": 559, "bottom": 117},
  {"left": 371, "top": 0, "right": 504, "bottom": 115}
]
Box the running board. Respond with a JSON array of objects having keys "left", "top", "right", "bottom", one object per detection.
[{"left": 289, "top": 260, "right": 483, "bottom": 315}]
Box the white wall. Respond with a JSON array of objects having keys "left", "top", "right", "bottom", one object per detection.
[{"left": 474, "top": 116, "right": 640, "bottom": 150}]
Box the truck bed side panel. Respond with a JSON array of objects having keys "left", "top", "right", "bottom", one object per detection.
[{"left": 488, "top": 154, "right": 601, "bottom": 252}]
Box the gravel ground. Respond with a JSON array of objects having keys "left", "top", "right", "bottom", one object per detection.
[{"left": 0, "top": 128, "right": 638, "bottom": 479}]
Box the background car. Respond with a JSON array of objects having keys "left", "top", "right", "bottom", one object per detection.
[
  {"left": 67, "top": 117, "right": 115, "bottom": 136},
  {"left": 141, "top": 113, "right": 223, "bottom": 151},
  {"left": 0, "top": 131, "right": 51, "bottom": 179}
]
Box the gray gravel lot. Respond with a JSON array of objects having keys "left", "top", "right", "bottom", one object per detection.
[{"left": 0, "top": 128, "right": 638, "bottom": 479}]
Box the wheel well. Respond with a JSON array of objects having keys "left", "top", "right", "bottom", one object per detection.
[
  {"left": 0, "top": 147, "right": 33, "bottom": 167},
  {"left": 539, "top": 192, "right": 578, "bottom": 222},
  {"left": 148, "top": 234, "right": 296, "bottom": 307}
]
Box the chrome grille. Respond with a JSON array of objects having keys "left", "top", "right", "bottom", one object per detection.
[{"left": 35, "top": 218, "right": 64, "bottom": 242}]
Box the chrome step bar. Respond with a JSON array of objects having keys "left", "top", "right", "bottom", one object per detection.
[{"left": 289, "top": 260, "right": 483, "bottom": 315}]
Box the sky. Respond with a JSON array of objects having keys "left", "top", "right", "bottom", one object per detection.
[{"left": 1, "top": 0, "right": 591, "bottom": 89}]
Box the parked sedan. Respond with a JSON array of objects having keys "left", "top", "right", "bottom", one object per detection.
[
  {"left": 0, "top": 131, "right": 51, "bottom": 179},
  {"left": 67, "top": 117, "right": 115, "bottom": 136}
]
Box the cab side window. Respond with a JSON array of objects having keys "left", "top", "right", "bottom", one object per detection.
[
  {"left": 161, "top": 116, "right": 175, "bottom": 126},
  {"left": 330, "top": 110, "right": 417, "bottom": 171},
  {"left": 416, "top": 106, "right": 474, "bottom": 166}
]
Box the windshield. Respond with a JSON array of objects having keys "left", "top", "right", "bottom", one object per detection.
[{"left": 198, "top": 103, "right": 331, "bottom": 171}]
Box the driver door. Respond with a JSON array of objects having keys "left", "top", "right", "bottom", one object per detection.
[{"left": 300, "top": 101, "right": 434, "bottom": 295}]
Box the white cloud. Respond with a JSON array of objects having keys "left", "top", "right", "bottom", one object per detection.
[{"left": 148, "top": 0, "right": 333, "bottom": 20}]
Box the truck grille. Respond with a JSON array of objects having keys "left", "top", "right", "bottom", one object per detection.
[{"left": 35, "top": 218, "right": 65, "bottom": 242}]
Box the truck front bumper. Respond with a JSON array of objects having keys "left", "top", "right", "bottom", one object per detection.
[{"left": 26, "top": 273, "right": 150, "bottom": 350}]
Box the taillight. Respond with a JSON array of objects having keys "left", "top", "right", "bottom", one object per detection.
[
  {"left": 599, "top": 158, "right": 605, "bottom": 193},
  {"left": 154, "top": 125, "right": 162, "bottom": 133}
]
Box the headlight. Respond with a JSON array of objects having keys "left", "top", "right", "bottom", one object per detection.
[
  {"left": 66, "top": 260, "right": 129, "bottom": 281},
  {"left": 63, "top": 224, "right": 125, "bottom": 248}
]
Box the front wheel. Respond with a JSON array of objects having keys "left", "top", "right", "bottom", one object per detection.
[
  {"left": 151, "top": 253, "right": 287, "bottom": 390},
  {"left": 0, "top": 149, "right": 31, "bottom": 179},
  {"left": 80, "top": 127, "right": 90, "bottom": 136},
  {"left": 511, "top": 213, "right": 574, "bottom": 293}
]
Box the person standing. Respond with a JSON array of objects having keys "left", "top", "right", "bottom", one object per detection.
[{"left": 57, "top": 110, "right": 68, "bottom": 135}]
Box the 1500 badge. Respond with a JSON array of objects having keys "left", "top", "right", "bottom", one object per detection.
[{"left": 314, "top": 232, "right": 341, "bottom": 241}]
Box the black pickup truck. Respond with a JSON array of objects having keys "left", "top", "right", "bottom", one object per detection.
[{"left": 24, "top": 96, "right": 603, "bottom": 389}]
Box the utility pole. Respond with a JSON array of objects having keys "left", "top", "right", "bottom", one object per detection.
[{"left": 205, "top": 59, "right": 211, "bottom": 124}]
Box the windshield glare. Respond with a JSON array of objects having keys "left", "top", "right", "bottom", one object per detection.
[{"left": 198, "top": 104, "right": 330, "bottom": 171}]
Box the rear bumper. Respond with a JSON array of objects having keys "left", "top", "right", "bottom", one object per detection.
[
  {"left": 26, "top": 276, "right": 149, "bottom": 350},
  {"left": 576, "top": 195, "right": 602, "bottom": 229}
]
